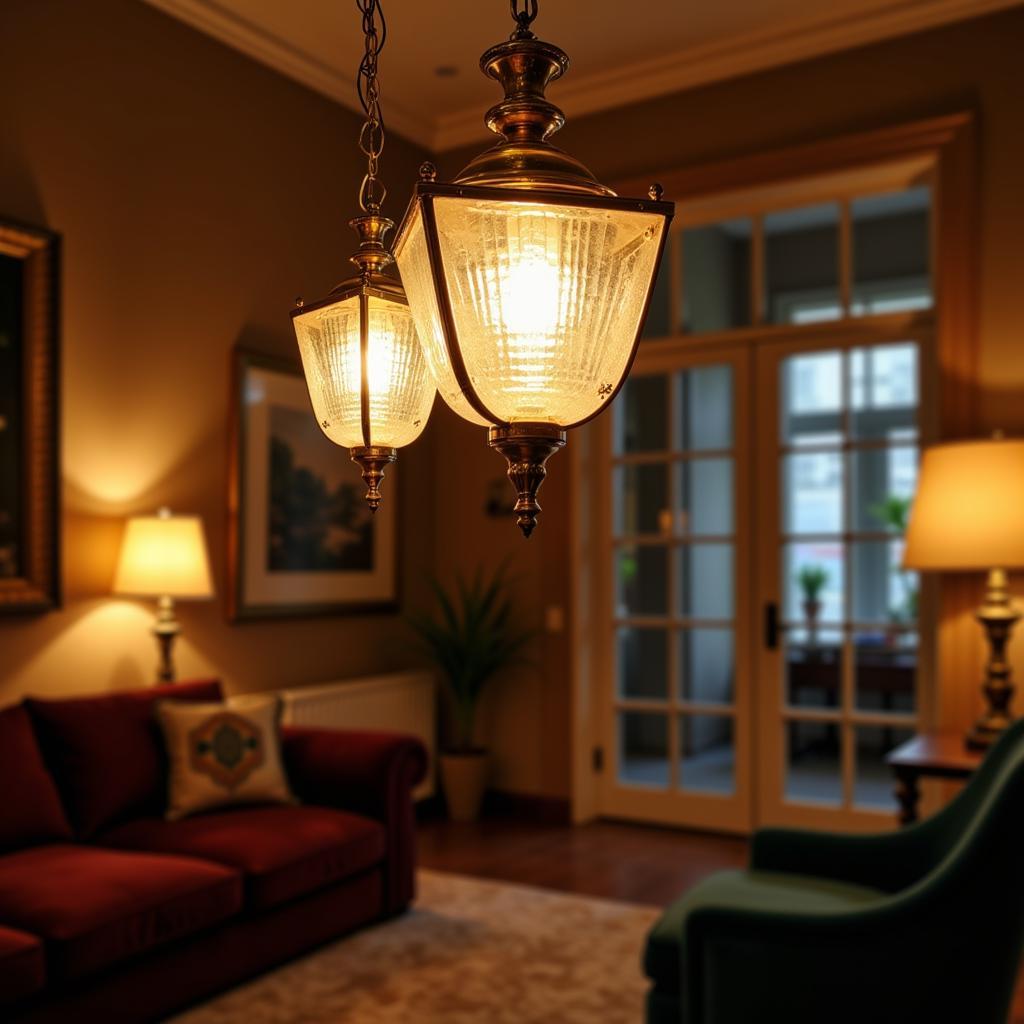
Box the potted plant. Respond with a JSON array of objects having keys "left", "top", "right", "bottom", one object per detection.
[
  {"left": 869, "top": 494, "right": 912, "bottom": 535},
  {"left": 796, "top": 565, "right": 829, "bottom": 642},
  {"left": 408, "top": 565, "right": 533, "bottom": 822},
  {"left": 870, "top": 494, "right": 919, "bottom": 639}
]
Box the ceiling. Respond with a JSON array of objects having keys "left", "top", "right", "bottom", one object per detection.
[{"left": 143, "top": 0, "right": 1017, "bottom": 151}]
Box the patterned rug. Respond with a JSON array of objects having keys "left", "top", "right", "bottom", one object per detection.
[{"left": 171, "top": 870, "right": 661, "bottom": 1023}]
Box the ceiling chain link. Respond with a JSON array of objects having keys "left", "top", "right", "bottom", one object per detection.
[
  {"left": 356, "top": 0, "right": 387, "bottom": 213},
  {"left": 510, "top": 0, "right": 538, "bottom": 38}
]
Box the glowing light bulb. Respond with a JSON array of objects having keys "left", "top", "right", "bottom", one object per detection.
[{"left": 294, "top": 293, "right": 433, "bottom": 450}]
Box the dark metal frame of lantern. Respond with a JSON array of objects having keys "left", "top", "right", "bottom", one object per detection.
[{"left": 394, "top": 3, "right": 674, "bottom": 537}]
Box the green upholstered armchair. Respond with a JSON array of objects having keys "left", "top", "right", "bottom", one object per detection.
[{"left": 644, "top": 718, "right": 1024, "bottom": 1024}]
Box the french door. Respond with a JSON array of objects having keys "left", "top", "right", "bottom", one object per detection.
[
  {"left": 754, "top": 329, "right": 932, "bottom": 831},
  {"left": 592, "top": 325, "right": 931, "bottom": 834},
  {"left": 594, "top": 343, "right": 753, "bottom": 833}
]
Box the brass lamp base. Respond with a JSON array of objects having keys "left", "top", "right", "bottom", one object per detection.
[
  {"left": 966, "top": 568, "right": 1021, "bottom": 750},
  {"left": 488, "top": 424, "right": 566, "bottom": 539},
  {"left": 153, "top": 594, "right": 180, "bottom": 684},
  {"left": 351, "top": 446, "right": 398, "bottom": 513}
]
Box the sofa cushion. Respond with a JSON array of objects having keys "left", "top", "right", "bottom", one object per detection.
[
  {"left": 0, "top": 925, "right": 46, "bottom": 1005},
  {"left": 26, "top": 679, "right": 222, "bottom": 836},
  {"left": 102, "top": 805, "right": 386, "bottom": 911},
  {"left": 0, "top": 703, "right": 72, "bottom": 851},
  {"left": 644, "top": 869, "right": 883, "bottom": 996},
  {"left": 0, "top": 844, "right": 242, "bottom": 981},
  {"left": 157, "top": 695, "right": 295, "bottom": 821}
]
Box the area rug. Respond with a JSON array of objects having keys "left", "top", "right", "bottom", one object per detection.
[{"left": 171, "top": 870, "right": 661, "bottom": 1023}]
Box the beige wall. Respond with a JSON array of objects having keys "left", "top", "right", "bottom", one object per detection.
[
  {"left": 0, "top": 0, "right": 435, "bottom": 701},
  {"left": 428, "top": 402, "right": 572, "bottom": 797},
  {"left": 438, "top": 6, "right": 1024, "bottom": 798}
]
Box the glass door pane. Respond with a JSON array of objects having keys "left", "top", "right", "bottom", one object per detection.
[
  {"left": 763, "top": 339, "right": 923, "bottom": 826},
  {"left": 602, "top": 354, "right": 750, "bottom": 832}
]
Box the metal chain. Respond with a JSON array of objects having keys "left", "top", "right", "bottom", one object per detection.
[
  {"left": 510, "top": 0, "right": 538, "bottom": 38},
  {"left": 356, "top": 0, "right": 387, "bottom": 213}
]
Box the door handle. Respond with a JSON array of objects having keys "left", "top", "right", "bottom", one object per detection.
[{"left": 764, "top": 602, "right": 781, "bottom": 650}]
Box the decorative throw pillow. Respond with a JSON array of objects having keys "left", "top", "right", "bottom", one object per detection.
[{"left": 156, "top": 695, "right": 295, "bottom": 821}]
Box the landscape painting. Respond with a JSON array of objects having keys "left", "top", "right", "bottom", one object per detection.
[
  {"left": 267, "top": 404, "right": 373, "bottom": 572},
  {"left": 227, "top": 350, "right": 397, "bottom": 620}
]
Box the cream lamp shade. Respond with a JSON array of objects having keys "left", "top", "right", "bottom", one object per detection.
[
  {"left": 114, "top": 509, "right": 214, "bottom": 599},
  {"left": 903, "top": 438, "right": 1024, "bottom": 571}
]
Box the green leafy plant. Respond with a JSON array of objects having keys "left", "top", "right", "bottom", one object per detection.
[
  {"left": 408, "top": 565, "right": 534, "bottom": 753},
  {"left": 797, "top": 565, "right": 829, "bottom": 602},
  {"left": 869, "top": 494, "right": 912, "bottom": 534},
  {"left": 870, "top": 493, "right": 918, "bottom": 622}
]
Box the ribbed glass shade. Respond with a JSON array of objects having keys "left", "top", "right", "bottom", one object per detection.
[
  {"left": 293, "top": 292, "right": 434, "bottom": 448},
  {"left": 396, "top": 197, "right": 666, "bottom": 426},
  {"left": 395, "top": 206, "right": 489, "bottom": 426}
]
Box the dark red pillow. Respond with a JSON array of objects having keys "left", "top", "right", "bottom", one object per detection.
[
  {"left": 0, "top": 704, "right": 72, "bottom": 851},
  {"left": 26, "top": 679, "right": 222, "bottom": 837}
]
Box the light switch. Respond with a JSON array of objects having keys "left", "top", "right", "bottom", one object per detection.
[{"left": 545, "top": 604, "right": 565, "bottom": 633}]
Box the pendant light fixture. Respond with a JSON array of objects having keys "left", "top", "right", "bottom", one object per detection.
[
  {"left": 394, "top": 0, "right": 674, "bottom": 536},
  {"left": 291, "top": 0, "right": 434, "bottom": 512}
]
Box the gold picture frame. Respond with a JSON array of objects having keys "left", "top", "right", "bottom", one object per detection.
[{"left": 0, "top": 217, "right": 60, "bottom": 614}]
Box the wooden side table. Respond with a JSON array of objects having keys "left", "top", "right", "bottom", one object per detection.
[{"left": 886, "top": 734, "right": 984, "bottom": 826}]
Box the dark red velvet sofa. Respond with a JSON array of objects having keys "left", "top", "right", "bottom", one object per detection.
[{"left": 0, "top": 679, "right": 427, "bottom": 1022}]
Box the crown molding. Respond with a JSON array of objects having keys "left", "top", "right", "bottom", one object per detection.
[
  {"left": 432, "top": 0, "right": 1021, "bottom": 151},
  {"left": 142, "top": 0, "right": 1020, "bottom": 155},
  {"left": 140, "top": 0, "right": 434, "bottom": 149}
]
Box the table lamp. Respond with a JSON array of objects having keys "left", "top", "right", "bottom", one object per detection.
[
  {"left": 114, "top": 508, "right": 214, "bottom": 683},
  {"left": 903, "top": 437, "right": 1024, "bottom": 748}
]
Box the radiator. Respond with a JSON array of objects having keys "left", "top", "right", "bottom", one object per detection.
[{"left": 279, "top": 671, "right": 436, "bottom": 800}]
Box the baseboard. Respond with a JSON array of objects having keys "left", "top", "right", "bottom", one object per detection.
[
  {"left": 481, "top": 789, "right": 572, "bottom": 825},
  {"left": 416, "top": 788, "right": 572, "bottom": 825},
  {"left": 415, "top": 795, "right": 445, "bottom": 821}
]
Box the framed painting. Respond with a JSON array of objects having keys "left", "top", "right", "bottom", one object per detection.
[
  {"left": 227, "top": 348, "right": 398, "bottom": 620},
  {"left": 0, "top": 217, "right": 60, "bottom": 614}
]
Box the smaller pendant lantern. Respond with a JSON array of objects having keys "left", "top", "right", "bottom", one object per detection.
[{"left": 291, "top": 0, "right": 434, "bottom": 511}]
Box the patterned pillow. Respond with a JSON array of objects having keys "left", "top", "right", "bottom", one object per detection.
[{"left": 156, "top": 695, "right": 295, "bottom": 821}]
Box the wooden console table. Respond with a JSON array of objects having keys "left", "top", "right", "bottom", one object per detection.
[{"left": 886, "top": 734, "right": 984, "bottom": 826}]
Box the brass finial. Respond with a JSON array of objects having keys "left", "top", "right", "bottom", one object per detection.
[
  {"left": 488, "top": 424, "right": 566, "bottom": 538},
  {"left": 350, "top": 446, "right": 398, "bottom": 513},
  {"left": 419, "top": 161, "right": 438, "bottom": 182},
  {"left": 648, "top": 183, "right": 664, "bottom": 201}
]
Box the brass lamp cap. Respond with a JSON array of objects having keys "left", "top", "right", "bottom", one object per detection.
[{"left": 454, "top": 32, "right": 612, "bottom": 196}]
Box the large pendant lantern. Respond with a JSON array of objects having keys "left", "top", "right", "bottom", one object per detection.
[
  {"left": 292, "top": 0, "right": 434, "bottom": 511},
  {"left": 395, "top": 0, "right": 673, "bottom": 536}
]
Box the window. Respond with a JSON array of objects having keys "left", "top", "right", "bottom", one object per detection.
[{"left": 640, "top": 183, "right": 932, "bottom": 340}]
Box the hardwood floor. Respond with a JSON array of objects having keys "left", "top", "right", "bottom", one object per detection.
[
  {"left": 418, "top": 817, "right": 747, "bottom": 907},
  {"left": 418, "top": 816, "right": 1024, "bottom": 1022}
]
